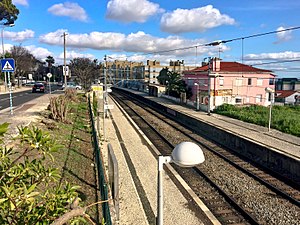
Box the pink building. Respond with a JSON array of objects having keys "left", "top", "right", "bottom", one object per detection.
[{"left": 183, "top": 58, "right": 276, "bottom": 111}]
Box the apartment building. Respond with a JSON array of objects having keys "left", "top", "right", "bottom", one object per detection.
[
  {"left": 105, "top": 60, "right": 144, "bottom": 84},
  {"left": 145, "top": 60, "right": 195, "bottom": 84}
]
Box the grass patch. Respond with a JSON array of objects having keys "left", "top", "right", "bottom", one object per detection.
[{"left": 214, "top": 104, "right": 300, "bottom": 137}]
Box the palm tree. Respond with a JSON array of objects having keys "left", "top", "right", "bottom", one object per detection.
[{"left": 45, "top": 55, "right": 55, "bottom": 80}]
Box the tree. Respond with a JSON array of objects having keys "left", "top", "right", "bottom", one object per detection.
[
  {"left": 45, "top": 56, "right": 55, "bottom": 71},
  {"left": 9, "top": 45, "right": 37, "bottom": 86},
  {"left": 168, "top": 71, "right": 184, "bottom": 97},
  {"left": 0, "top": 0, "right": 19, "bottom": 24},
  {"left": 157, "top": 67, "right": 169, "bottom": 85},
  {"left": 157, "top": 69, "right": 192, "bottom": 98},
  {"left": 69, "top": 57, "right": 99, "bottom": 91},
  {"left": 45, "top": 56, "right": 55, "bottom": 81}
]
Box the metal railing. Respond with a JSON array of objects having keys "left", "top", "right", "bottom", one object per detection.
[
  {"left": 108, "top": 143, "right": 119, "bottom": 222},
  {"left": 88, "top": 95, "right": 112, "bottom": 225}
]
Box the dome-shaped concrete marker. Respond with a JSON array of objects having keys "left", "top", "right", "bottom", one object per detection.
[{"left": 157, "top": 142, "right": 205, "bottom": 225}]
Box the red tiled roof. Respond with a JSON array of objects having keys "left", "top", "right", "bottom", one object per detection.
[
  {"left": 186, "top": 61, "right": 272, "bottom": 73},
  {"left": 275, "top": 90, "right": 298, "bottom": 98}
]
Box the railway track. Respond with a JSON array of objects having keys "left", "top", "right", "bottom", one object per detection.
[{"left": 110, "top": 90, "right": 300, "bottom": 225}]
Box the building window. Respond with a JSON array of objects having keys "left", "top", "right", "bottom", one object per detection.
[
  {"left": 235, "top": 97, "right": 242, "bottom": 104},
  {"left": 222, "top": 97, "right": 229, "bottom": 103},
  {"left": 236, "top": 78, "right": 243, "bottom": 86},
  {"left": 248, "top": 78, "right": 252, "bottom": 85},
  {"left": 219, "top": 78, "right": 224, "bottom": 86},
  {"left": 256, "top": 94, "right": 262, "bottom": 103},
  {"left": 187, "top": 79, "right": 194, "bottom": 86},
  {"left": 269, "top": 78, "right": 275, "bottom": 85},
  {"left": 257, "top": 78, "right": 263, "bottom": 86}
]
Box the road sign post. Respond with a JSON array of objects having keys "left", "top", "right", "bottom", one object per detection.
[
  {"left": 47, "top": 73, "right": 52, "bottom": 94},
  {"left": 1, "top": 58, "right": 15, "bottom": 115}
]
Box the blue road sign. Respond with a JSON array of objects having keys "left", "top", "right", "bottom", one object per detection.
[{"left": 1, "top": 58, "right": 15, "bottom": 72}]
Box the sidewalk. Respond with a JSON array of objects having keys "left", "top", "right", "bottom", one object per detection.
[
  {"left": 0, "top": 84, "right": 30, "bottom": 95},
  {"left": 0, "top": 90, "right": 58, "bottom": 137}
]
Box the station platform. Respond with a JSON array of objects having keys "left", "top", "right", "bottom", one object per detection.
[{"left": 123, "top": 88, "right": 300, "bottom": 159}]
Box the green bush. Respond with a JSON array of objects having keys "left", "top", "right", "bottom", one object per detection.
[{"left": 0, "top": 124, "right": 82, "bottom": 224}]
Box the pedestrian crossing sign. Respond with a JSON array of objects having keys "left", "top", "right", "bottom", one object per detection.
[{"left": 1, "top": 58, "right": 15, "bottom": 72}]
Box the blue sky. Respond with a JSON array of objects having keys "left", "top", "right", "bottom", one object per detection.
[{"left": 4, "top": 0, "right": 300, "bottom": 78}]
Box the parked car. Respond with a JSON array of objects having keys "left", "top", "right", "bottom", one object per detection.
[
  {"left": 62, "top": 82, "right": 82, "bottom": 90},
  {"left": 32, "top": 83, "right": 45, "bottom": 93},
  {"left": 25, "top": 81, "right": 36, "bottom": 87}
]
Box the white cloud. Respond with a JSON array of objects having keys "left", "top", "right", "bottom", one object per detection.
[
  {"left": 4, "top": 29, "right": 34, "bottom": 42},
  {"left": 106, "top": 0, "right": 164, "bottom": 23},
  {"left": 3, "top": 44, "right": 13, "bottom": 53},
  {"left": 244, "top": 51, "right": 300, "bottom": 60},
  {"left": 39, "top": 29, "right": 213, "bottom": 56},
  {"left": 25, "top": 45, "right": 53, "bottom": 60},
  {"left": 20, "top": 45, "right": 94, "bottom": 65},
  {"left": 48, "top": 2, "right": 88, "bottom": 22},
  {"left": 12, "top": 0, "right": 28, "bottom": 6},
  {"left": 58, "top": 50, "right": 95, "bottom": 62},
  {"left": 160, "top": 5, "right": 235, "bottom": 34},
  {"left": 276, "top": 26, "right": 292, "bottom": 43}
]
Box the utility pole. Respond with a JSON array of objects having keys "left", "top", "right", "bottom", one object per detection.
[{"left": 62, "top": 32, "right": 68, "bottom": 88}]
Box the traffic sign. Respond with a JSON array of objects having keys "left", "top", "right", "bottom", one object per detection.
[
  {"left": 1, "top": 58, "right": 15, "bottom": 72},
  {"left": 47, "top": 73, "right": 52, "bottom": 78}
]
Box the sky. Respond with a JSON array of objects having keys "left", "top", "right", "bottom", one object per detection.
[{"left": 3, "top": 0, "right": 300, "bottom": 78}]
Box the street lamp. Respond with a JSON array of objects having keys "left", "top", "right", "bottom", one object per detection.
[
  {"left": 194, "top": 82, "right": 199, "bottom": 110},
  {"left": 265, "top": 87, "right": 275, "bottom": 132},
  {"left": 157, "top": 142, "right": 205, "bottom": 225},
  {"left": 1, "top": 22, "right": 14, "bottom": 92}
]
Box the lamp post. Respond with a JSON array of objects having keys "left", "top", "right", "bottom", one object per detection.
[
  {"left": 166, "top": 81, "right": 169, "bottom": 96},
  {"left": 265, "top": 87, "right": 275, "bottom": 132},
  {"left": 194, "top": 82, "right": 199, "bottom": 110},
  {"left": 203, "top": 57, "right": 212, "bottom": 115},
  {"left": 1, "top": 22, "right": 14, "bottom": 92},
  {"left": 157, "top": 142, "right": 205, "bottom": 225}
]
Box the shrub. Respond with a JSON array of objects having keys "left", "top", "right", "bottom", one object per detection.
[{"left": 0, "top": 124, "right": 82, "bottom": 224}]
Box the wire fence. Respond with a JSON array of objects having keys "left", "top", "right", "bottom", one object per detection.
[{"left": 88, "top": 95, "right": 112, "bottom": 225}]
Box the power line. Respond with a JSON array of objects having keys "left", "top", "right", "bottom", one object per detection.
[
  {"left": 250, "top": 59, "right": 300, "bottom": 66},
  {"left": 111, "top": 26, "right": 300, "bottom": 60}
]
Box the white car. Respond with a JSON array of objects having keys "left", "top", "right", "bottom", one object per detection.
[{"left": 62, "top": 82, "right": 82, "bottom": 90}]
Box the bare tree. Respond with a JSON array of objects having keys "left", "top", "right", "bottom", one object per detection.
[
  {"left": 9, "top": 45, "right": 37, "bottom": 86},
  {"left": 69, "top": 57, "right": 99, "bottom": 91}
]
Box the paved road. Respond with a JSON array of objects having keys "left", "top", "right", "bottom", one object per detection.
[{"left": 0, "top": 85, "right": 63, "bottom": 111}]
